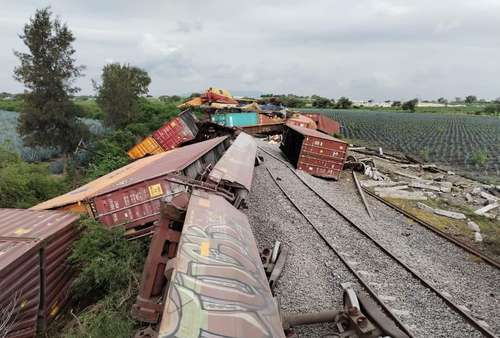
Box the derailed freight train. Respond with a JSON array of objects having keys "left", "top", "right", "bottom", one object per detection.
[{"left": 134, "top": 133, "right": 407, "bottom": 338}]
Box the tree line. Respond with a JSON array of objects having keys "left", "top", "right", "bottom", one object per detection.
[{"left": 13, "top": 8, "right": 164, "bottom": 160}]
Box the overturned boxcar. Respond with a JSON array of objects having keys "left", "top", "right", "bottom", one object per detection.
[
  {"left": 0, "top": 209, "right": 80, "bottom": 338},
  {"left": 32, "top": 137, "right": 230, "bottom": 239},
  {"left": 280, "top": 124, "right": 348, "bottom": 179},
  {"left": 128, "top": 110, "right": 199, "bottom": 160},
  {"left": 301, "top": 112, "right": 341, "bottom": 136}
]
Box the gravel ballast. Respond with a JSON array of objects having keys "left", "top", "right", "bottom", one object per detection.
[{"left": 251, "top": 140, "right": 499, "bottom": 337}]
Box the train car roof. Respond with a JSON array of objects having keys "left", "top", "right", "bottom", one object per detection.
[
  {"left": 31, "top": 137, "right": 228, "bottom": 211},
  {"left": 158, "top": 190, "right": 284, "bottom": 338},
  {"left": 208, "top": 132, "right": 257, "bottom": 192}
]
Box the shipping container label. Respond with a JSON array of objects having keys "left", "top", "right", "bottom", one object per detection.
[{"left": 148, "top": 184, "right": 164, "bottom": 198}]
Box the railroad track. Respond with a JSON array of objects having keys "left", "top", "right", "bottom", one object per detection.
[{"left": 258, "top": 145, "right": 498, "bottom": 338}]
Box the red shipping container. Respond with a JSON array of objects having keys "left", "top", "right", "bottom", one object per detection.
[
  {"left": 302, "top": 113, "right": 341, "bottom": 135},
  {"left": 280, "top": 124, "right": 348, "bottom": 179},
  {"left": 152, "top": 111, "right": 198, "bottom": 151},
  {"left": 0, "top": 209, "right": 80, "bottom": 338}
]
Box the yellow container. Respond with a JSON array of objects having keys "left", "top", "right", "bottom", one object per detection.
[{"left": 128, "top": 136, "right": 165, "bottom": 160}]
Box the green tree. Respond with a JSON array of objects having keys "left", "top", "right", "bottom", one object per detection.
[
  {"left": 94, "top": 63, "right": 151, "bottom": 128},
  {"left": 13, "top": 7, "right": 87, "bottom": 154},
  {"left": 465, "top": 95, "right": 477, "bottom": 104},
  {"left": 336, "top": 97, "right": 352, "bottom": 109},
  {"left": 402, "top": 99, "right": 418, "bottom": 112},
  {"left": 312, "top": 96, "right": 333, "bottom": 108},
  {"left": 437, "top": 97, "right": 448, "bottom": 104}
]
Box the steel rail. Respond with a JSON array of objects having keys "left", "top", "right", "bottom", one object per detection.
[
  {"left": 362, "top": 188, "right": 500, "bottom": 269},
  {"left": 259, "top": 146, "right": 498, "bottom": 338},
  {"left": 260, "top": 145, "right": 500, "bottom": 270},
  {"left": 265, "top": 166, "right": 414, "bottom": 338}
]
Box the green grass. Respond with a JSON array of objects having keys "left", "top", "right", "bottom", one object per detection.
[
  {"left": 305, "top": 109, "right": 500, "bottom": 184},
  {"left": 388, "top": 198, "right": 500, "bottom": 259}
]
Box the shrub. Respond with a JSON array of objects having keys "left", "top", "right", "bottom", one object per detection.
[
  {"left": 470, "top": 150, "right": 489, "bottom": 167},
  {"left": 58, "top": 218, "right": 149, "bottom": 338},
  {"left": 0, "top": 144, "right": 68, "bottom": 208},
  {"left": 69, "top": 217, "right": 148, "bottom": 301}
]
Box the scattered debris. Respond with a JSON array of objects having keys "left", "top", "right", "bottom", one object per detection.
[
  {"left": 433, "top": 209, "right": 466, "bottom": 220},
  {"left": 417, "top": 202, "right": 435, "bottom": 213},
  {"left": 416, "top": 203, "right": 466, "bottom": 219},
  {"left": 467, "top": 221, "right": 481, "bottom": 233},
  {"left": 393, "top": 170, "right": 421, "bottom": 180},
  {"left": 474, "top": 203, "right": 499, "bottom": 216},
  {"left": 474, "top": 232, "right": 483, "bottom": 242},
  {"left": 352, "top": 171, "right": 374, "bottom": 219},
  {"left": 376, "top": 190, "right": 427, "bottom": 200},
  {"left": 480, "top": 191, "right": 498, "bottom": 202}
]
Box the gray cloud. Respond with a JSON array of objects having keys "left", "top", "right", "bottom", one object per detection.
[{"left": 1, "top": 0, "right": 499, "bottom": 100}]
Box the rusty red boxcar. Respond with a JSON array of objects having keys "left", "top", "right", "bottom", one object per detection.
[
  {"left": 280, "top": 124, "right": 348, "bottom": 179},
  {"left": 32, "top": 136, "right": 230, "bottom": 239},
  {"left": 0, "top": 209, "right": 80, "bottom": 338},
  {"left": 152, "top": 110, "right": 198, "bottom": 151},
  {"left": 301, "top": 112, "right": 341, "bottom": 135}
]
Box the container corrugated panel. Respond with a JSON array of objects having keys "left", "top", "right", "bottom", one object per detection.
[
  {"left": 0, "top": 209, "right": 80, "bottom": 338},
  {"left": 302, "top": 113, "right": 341, "bottom": 135},
  {"left": 91, "top": 138, "right": 230, "bottom": 238},
  {"left": 280, "top": 124, "right": 348, "bottom": 179},
  {"left": 128, "top": 136, "right": 165, "bottom": 160},
  {"left": 208, "top": 132, "right": 256, "bottom": 192},
  {"left": 212, "top": 112, "right": 259, "bottom": 127},
  {"left": 32, "top": 137, "right": 229, "bottom": 238},
  {"left": 152, "top": 112, "right": 198, "bottom": 151},
  {"left": 0, "top": 239, "right": 40, "bottom": 338},
  {"left": 158, "top": 190, "right": 284, "bottom": 338},
  {"left": 286, "top": 115, "right": 317, "bottom": 130},
  {"left": 259, "top": 113, "right": 285, "bottom": 125}
]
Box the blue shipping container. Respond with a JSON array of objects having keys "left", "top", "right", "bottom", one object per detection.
[{"left": 211, "top": 112, "right": 259, "bottom": 127}]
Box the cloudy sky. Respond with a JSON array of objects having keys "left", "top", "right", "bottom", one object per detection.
[{"left": 1, "top": 0, "right": 499, "bottom": 100}]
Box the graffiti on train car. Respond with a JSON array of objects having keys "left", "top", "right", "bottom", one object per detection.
[{"left": 158, "top": 191, "right": 284, "bottom": 338}]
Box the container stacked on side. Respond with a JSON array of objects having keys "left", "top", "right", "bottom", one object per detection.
[
  {"left": 32, "top": 137, "right": 230, "bottom": 239},
  {"left": 128, "top": 110, "right": 199, "bottom": 160},
  {"left": 285, "top": 114, "right": 317, "bottom": 130},
  {"left": 0, "top": 209, "right": 80, "bottom": 338},
  {"left": 280, "top": 124, "right": 348, "bottom": 179},
  {"left": 301, "top": 112, "right": 341, "bottom": 135}
]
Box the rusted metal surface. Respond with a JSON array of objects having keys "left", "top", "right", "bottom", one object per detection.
[
  {"left": 0, "top": 209, "right": 80, "bottom": 338},
  {"left": 240, "top": 122, "right": 284, "bottom": 136},
  {"left": 132, "top": 192, "right": 188, "bottom": 323},
  {"left": 285, "top": 114, "right": 317, "bottom": 130},
  {"left": 264, "top": 159, "right": 497, "bottom": 338},
  {"left": 363, "top": 188, "right": 500, "bottom": 269},
  {"left": 208, "top": 132, "right": 257, "bottom": 193},
  {"left": 90, "top": 138, "right": 229, "bottom": 238},
  {"left": 302, "top": 113, "right": 341, "bottom": 135},
  {"left": 158, "top": 190, "right": 284, "bottom": 338},
  {"left": 128, "top": 136, "right": 164, "bottom": 160},
  {"left": 280, "top": 124, "right": 348, "bottom": 179},
  {"left": 152, "top": 110, "right": 198, "bottom": 151},
  {"left": 352, "top": 171, "right": 374, "bottom": 219},
  {"left": 32, "top": 137, "right": 229, "bottom": 238}
]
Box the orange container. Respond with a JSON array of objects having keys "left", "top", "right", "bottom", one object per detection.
[{"left": 128, "top": 136, "right": 164, "bottom": 160}]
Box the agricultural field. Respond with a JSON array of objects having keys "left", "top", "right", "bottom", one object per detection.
[
  {"left": 307, "top": 109, "right": 500, "bottom": 184},
  {"left": 0, "top": 109, "right": 104, "bottom": 162}
]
